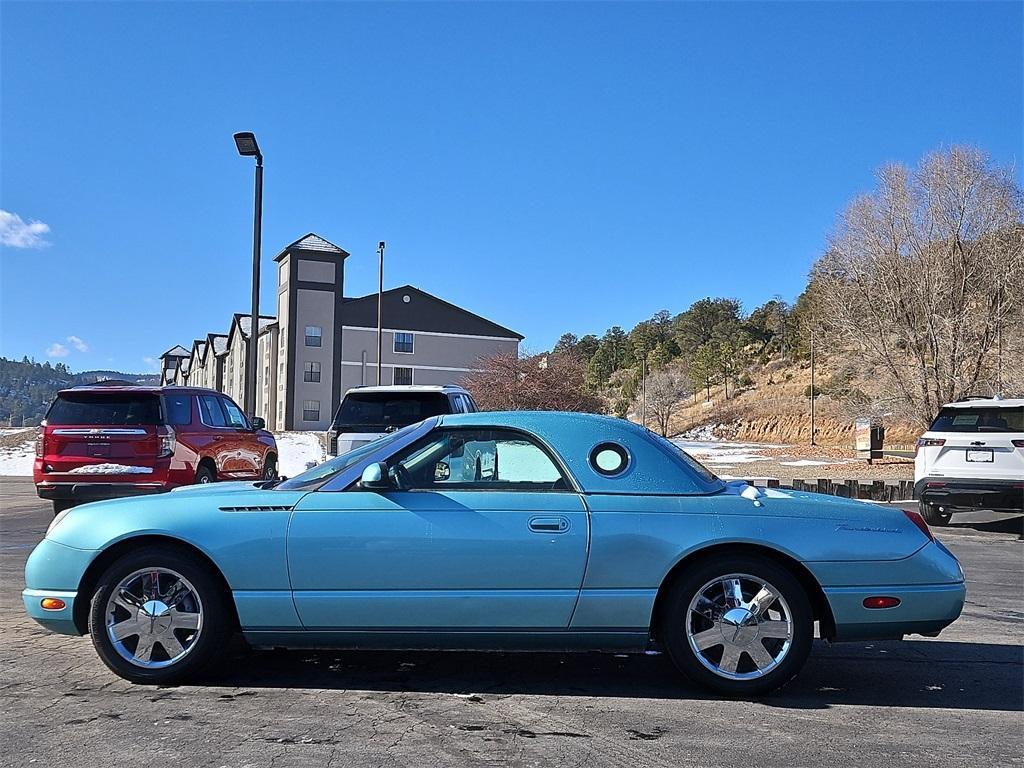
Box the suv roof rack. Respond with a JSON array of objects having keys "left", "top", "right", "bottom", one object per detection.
[
  {"left": 74, "top": 379, "right": 138, "bottom": 388},
  {"left": 954, "top": 395, "right": 989, "bottom": 402}
]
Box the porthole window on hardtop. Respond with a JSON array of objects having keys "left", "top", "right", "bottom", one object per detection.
[{"left": 589, "top": 442, "right": 630, "bottom": 476}]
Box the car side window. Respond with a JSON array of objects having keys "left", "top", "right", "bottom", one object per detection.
[
  {"left": 461, "top": 395, "right": 477, "bottom": 413},
  {"left": 163, "top": 394, "right": 193, "bottom": 426},
  {"left": 199, "top": 395, "right": 228, "bottom": 427},
  {"left": 221, "top": 398, "right": 249, "bottom": 429},
  {"left": 389, "top": 428, "right": 567, "bottom": 491},
  {"left": 449, "top": 394, "right": 465, "bottom": 413}
]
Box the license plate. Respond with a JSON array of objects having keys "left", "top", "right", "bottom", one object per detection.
[
  {"left": 966, "top": 449, "right": 993, "bottom": 463},
  {"left": 87, "top": 442, "right": 111, "bottom": 457}
]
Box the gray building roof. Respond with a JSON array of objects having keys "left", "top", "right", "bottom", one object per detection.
[
  {"left": 160, "top": 345, "right": 190, "bottom": 360},
  {"left": 342, "top": 285, "right": 523, "bottom": 340},
  {"left": 274, "top": 233, "right": 349, "bottom": 262},
  {"left": 232, "top": 313, "right": 278, "bottom": 339},
  {"left": 207, "top": 333, "right": 230, "bottom": 357}
]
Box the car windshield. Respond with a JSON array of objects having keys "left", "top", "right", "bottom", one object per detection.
[
  {"left": 47, "top": 392, "right": 162, "bottom": 426},
  {"left": 930, "top": 406, "right": 1024, "bottom": 433},
  {"left": 649, "top": 432, "right": 725, "bottom": 490},
  {"left": 276, "top": 422, "right": 422, "bottom": 491},
  {"left": 332, "top": 392, "right": 451, "bottom": 432}
]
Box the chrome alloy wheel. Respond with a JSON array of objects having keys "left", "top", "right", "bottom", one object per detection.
[
  {"left": 686, "top": 573, "right": 794, "bottom": 680},
  {"left": 104, "top": 568, "right": 203, "bottom": 669}
]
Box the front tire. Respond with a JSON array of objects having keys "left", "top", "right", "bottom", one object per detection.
[
  {"left": 88, "top": 545, "right": 232, "bottom": 684},
  {"left": 919, "top": 501, "right": 951, "bottom": 526},
  {"left": 661, "top": 555, "right": 813, "bottom": 696}
]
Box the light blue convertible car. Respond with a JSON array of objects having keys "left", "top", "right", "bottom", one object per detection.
[{"left": 23, "top": 412, "right": 965, "bottom": 695}]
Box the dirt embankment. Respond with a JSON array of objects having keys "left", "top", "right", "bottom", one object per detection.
[{"left": 668, "top": 360, "right": 922, "bottom": 447}]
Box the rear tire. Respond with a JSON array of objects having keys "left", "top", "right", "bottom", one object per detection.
[
  {"left": 88, "top": 545, "right": 232, "bottom": 684},
  {"left": 660, "top": 555, "right": 813, "bottom": 697},
  {"left": 919, "top": 501, "right": 951, "bottom": 526},
  {"left": 262, "top": 456, "right": 278, "bottom": 481},
  {"left": 195, "top": 464, "right": 216, "bottom": 484},
  {"left": 52, "top": 500, "right": 75, "bottom": 516}
]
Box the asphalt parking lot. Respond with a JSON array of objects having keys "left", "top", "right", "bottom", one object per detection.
[{"left": 1, "top": 476, "right": 1021, "bottom": 768}]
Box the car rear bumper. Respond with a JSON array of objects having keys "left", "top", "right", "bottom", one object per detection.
[
  {"left": 36, "top": 481, "right": 170, "bottom": 503},
  {"left": 914, "top": 477, "right": 1024, "bottom": 512}
]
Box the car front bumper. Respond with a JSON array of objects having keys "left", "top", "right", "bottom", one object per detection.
[
  {"left": 23, "top": 538, "right": 99, "bottom": 636},
  {"left": 914, "top": 477, "right": 1024, "bottom": 512}
]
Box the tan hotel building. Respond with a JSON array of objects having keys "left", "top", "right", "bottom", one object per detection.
[{"left": 159, "top": 234, "right": 521, "bottom": 431}]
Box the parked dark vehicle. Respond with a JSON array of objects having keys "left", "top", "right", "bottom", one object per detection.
[
  {"left": 34, "top": 383, "right": 277, "bottom": 514},
  {"left": 326, "top": 384, "right": 477, "bottom": 454}
]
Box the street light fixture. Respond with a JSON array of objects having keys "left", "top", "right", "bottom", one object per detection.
[{"left": 233, "top": 131, "right": 263, "bottom": 419}]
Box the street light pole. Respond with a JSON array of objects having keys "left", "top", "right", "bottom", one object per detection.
[
  {"left": 233, "top": 132, "right": 263, "bottom": 417},
  {"left": 377, "top": 241, "right": 385, "bottom": 386}
]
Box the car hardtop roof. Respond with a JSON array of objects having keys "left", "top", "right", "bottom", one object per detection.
[
  {"left": 344, "top": 384, "right": 470, "bottom": 395},
  {"left": 942, "top": 397, "right": 1024, "bottom": 409},
  {"left": 438, "top": 410, "right": 640, "bottom": 433}
]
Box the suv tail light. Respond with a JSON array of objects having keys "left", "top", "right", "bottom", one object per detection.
[
  {"left": 902, "top": 508, "right": 935, "bottom": 542},
  {"left": 915, "top": 437, "right": 945, "bottom": 456},
  {"left": 157, "top": 426, "right": 176, "bottom": 458},
  {"left": 35, "top": 427, "right": 45, "bottom": 458}
]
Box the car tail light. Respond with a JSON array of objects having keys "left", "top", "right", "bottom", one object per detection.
[
  {"left": 915, "top": 437, "right": 945, "bottom": 456},
  {"left": 157, "top": 426, "right": 176, "bottom": 458},
  {"left": 35, "top": 428, "right": 45, "bottom": 457},
  {"left": 863, "top": 596, "right": 901, "bottom": 609},
  {"left": 1012, "top": 440, "right": 1024, "bottom": 448},
  {"left": 903, "top": 508, "right": 935, "bottom": 542}
]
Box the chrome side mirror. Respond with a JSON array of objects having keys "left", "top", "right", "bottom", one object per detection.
[{"left": 360, "top": 462, "right": 390, "bottom": 490}]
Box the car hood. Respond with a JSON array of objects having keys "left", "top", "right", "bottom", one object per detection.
[{"left": 46, "top": 482, "right": 309, "bottom": 551}]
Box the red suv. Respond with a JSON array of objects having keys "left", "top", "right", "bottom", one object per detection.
[{"left": 34, "top": 383, "right": 278, "bottom": 514}]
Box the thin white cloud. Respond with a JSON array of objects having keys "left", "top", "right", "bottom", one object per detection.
[
  {"left": 0, "top": 210, "right": 51, "bottom": 249},
  {"left": 143, "top": 356, "right": 159, "bottom": 371},
  {"left": 47, "top": 342, "right": 69, "bottom": 358},
  {"left": 67, "top": 335, "right": 88, "bottom": 352}
]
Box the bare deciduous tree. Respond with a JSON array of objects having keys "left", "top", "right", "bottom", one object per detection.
[
  {"left": 811, "top": 146, "right": 1024, "bottom": 427},
  {"left": 463, "top": 351, "right": 605, "bottom": 412},
  {"left": 638, "top": 364, "right": 692, "bottom": 436}
]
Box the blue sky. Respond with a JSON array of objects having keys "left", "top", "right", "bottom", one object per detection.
[{"left": 1, "top": 2, "right": 1021, "bottom": 373}]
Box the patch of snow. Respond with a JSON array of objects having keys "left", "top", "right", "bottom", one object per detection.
[
  {"left": 779, "top": 458, "right": 855, "bottom": 467},
  {"left": 275, "top": 432, "right": 328, "bottom": 478},
  {"left": 0, "top": 439, "right": 34, "bottom": 476},
  {"left": 67, "top": 463, "right": 154, "bottom": 475}
]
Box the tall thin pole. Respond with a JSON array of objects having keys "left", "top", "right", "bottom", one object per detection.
[
  {"left": 376, "top": 241, "right": 385, "bottom": 386},
  {"left": 245, "top": 157, "right": 263, "bottom": 417},
  {"left": 809, "top": 325, "right": 816, "bottom": 446},
  {"left": 641, "top": 356, "right": 647, "bottom": 428}
]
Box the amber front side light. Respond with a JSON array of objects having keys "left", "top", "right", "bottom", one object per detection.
[{"left": 40, "top": 598, "right": 66, "bottom": 611}]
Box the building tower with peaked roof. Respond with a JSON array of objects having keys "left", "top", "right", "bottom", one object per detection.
[{"left": 158, "top": 233, "right": 522, "bottom": 431}]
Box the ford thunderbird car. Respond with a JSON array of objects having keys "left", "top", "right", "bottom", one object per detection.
[{"left": 23, "top": 412, "right": 965, "bottom": 695}]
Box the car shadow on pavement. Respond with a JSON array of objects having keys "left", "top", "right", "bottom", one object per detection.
[
  {"left": 208, "top": 639, "right": 1023, "bottom": 712},
  {"left": 948, "top": 515, "right": 1022, "bottom": 535}
]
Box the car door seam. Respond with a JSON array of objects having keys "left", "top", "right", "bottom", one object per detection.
[{"left": 565, "top": 492, "right": 592, "bottom": 629}]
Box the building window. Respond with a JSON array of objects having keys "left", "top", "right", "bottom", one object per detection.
[
  {"left": 305, "top": 326, "right": 322, "bottom": 347},
  {"left": 304, "top": 361, "right": 321, "bottom": 382},
  {"left": 302, "top": 400, "right": 320, "bottom": 421},
  {"left": 393, "top": 367, "right": 413, "bottom": 386},
  {"left": 394, "top": 332, "right": 414, "bottom": 354}
]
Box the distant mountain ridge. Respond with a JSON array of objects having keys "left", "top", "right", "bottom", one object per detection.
[{"left": 0, "top": 356, "right": 159, "bottom": 425}]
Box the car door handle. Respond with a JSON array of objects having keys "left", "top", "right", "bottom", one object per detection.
[{"left": 528, "top": 516, "right": 570, "bottom": 533}]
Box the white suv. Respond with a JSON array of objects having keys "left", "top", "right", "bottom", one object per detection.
[
  {"left": 914, "top": 397, "right": 1024, "bottom": 525},
  {"left": 325, "top": 385, "right": 478, "bottom": 456}
]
